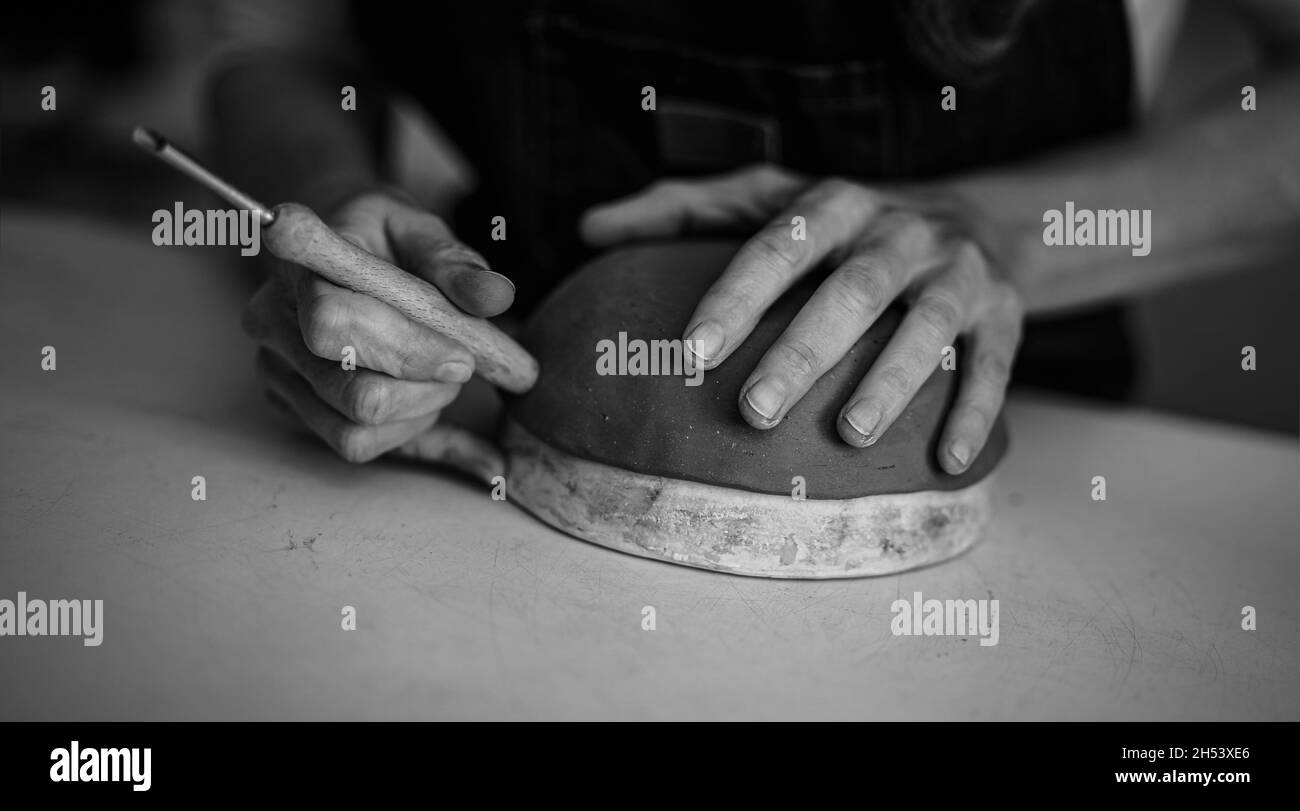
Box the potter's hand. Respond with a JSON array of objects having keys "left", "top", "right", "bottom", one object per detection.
[
  {"left": 243, "top": 189, "right": 511, "bottom": 479},
  {"left": 580, "top": 165, "right": 1023, "bottom": 474}
]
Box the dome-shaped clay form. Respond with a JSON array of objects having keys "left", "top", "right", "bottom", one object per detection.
[{"left": 503, "top": 240, "right": 1007, "bottom": 578}]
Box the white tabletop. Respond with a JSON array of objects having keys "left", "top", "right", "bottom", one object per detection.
[{"left": 1, "top": 209, "right": 1296, "bottom": 720}]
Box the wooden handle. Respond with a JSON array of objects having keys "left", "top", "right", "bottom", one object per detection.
[{"left": 264, "top": 202, "right": 538, "bottom": 393}]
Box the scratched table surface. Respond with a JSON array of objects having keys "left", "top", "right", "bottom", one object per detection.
[{"left": 1, "top": 208, "right": 1297, "bottom": 721}]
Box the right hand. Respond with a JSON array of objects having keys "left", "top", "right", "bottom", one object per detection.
[{"left": 242, "top": 189, "right": 517, "bottom": 480}]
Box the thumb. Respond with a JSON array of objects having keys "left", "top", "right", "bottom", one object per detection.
[
  {"left": 385, "top": 201, "right": 517, "bottom": 319},
  {"left": 392, "top": 424, "right": 506, "bottom": 486},
  {"left": 579, "top": 164, "right": 806, "bottom": 247}
]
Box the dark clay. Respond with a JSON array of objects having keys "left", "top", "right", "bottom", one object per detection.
[{"left": 509, "top": 240, "right": 1008, "bottom": 499}]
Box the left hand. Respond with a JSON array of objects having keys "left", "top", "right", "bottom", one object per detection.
[{"left": 579, "top": 164, "right": 1024, "bottom": 475}]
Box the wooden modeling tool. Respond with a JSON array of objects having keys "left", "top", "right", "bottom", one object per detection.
[{"left": 132, "top": 126, "right": 537, "bottom": 393}]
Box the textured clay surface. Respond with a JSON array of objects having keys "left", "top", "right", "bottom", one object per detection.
[
  {"left": 504, "top": 419, "right": 992, "bottom": 578},
  {"left": 509, "top": 240, "right": 1008, "bottom": 499}
]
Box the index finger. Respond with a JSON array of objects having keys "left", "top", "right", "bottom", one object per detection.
[
  {"left": 384, "top": 204, "right": 517, "bottom": 318},
  {"left": 683, "top": 180, "right": 883, "bottom": 368}
]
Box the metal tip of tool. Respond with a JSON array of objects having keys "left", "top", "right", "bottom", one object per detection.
[
  {"left": 131, "top": 124, "right": 275, "bottom": 226},
  {"left": 132, "top": 126, "right": 165, "bottom": 153}
]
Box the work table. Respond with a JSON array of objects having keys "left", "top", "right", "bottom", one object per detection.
[{"left": 2, "top": 209, "right": 1296, "bottom": 720}]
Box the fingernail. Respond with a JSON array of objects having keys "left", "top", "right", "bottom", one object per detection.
[
  {"left": 949, "top": 442, "right": 971, "bottom": 470},
  {"left": 744, "top": 377, "right": 785, "bottom": 425},
  {"left": 436, "top": 361, "right": 472, "bottom": 383},
  {"left": 481, "top": 269, "right": 515, "bottom": 291},
  {"left": 685, "top": 321, "right": 724, "bottom": 364},
  {"left": 843, "top": 403, "right": 881, "bottom": 446}
]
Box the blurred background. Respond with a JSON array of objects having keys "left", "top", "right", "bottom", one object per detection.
[{"left": 2, "top": 0, "right": 1295, "bottom": 434}]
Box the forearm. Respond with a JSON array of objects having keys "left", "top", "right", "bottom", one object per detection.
[
  {"left": 208, "top": 54, "right": 385, "bottom": 214},
  {"left": 949, "top": 68, "right": 1300, "bottom": 314}
]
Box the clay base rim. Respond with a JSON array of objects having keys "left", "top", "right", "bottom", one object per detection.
[{"left": 502, "top": 418, "right": 993, "bottom": 579}]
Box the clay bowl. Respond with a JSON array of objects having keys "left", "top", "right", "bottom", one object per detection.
[{"left": 503, "top": 240, "right": 1007, "bottom": 578}]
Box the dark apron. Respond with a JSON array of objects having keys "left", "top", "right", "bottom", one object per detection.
[{"left": 357, "top": 0, "right": 1137, "bottom": 400}]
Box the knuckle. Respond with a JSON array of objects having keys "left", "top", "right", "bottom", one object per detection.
[
  {"left": 956, "top": 241, "right": 988, "bottom": 275},
  {"left": 751, "top": 225, "right": 805, "bottom": 270},
  {"left": 649, "top": 178, "right": 684, "bottom": 200},
  {"left": 753, "top": 164, "right": 800, "bottom": 206},
  {"left": 881, "top": 206, "right": 922, "bottom": 233},
  {"left": 945, "top": 257, "right": 978, "bottom": 293},
  {"left": 813, "top": 176, "right": 846, "bottom": 196},
  {"left": 877, "top": 364, "right": 914, "bottom": 398},
  {"left": 744, "top": 163, "right": 789, "bottom": 194},
  {"left": 300, "top": 294, "right": 349, "bottom": 357},
  {"left": 914, "top": 294, "right": 961, "bottom": 338},
  {"left": 775, "top": 337, "right": 823, "bottom": 380},
  {"left": 390, "top": 338, "right": 423, "bottom": 379},
  {"left": 997, "top": 282, "right": 1026, "bottom": 319},
  {"left": 975, "top": 350, "right": 1013, "bottom": 382},
  {"left": 817, "top": 176, "right": 859, "bottom": 202},
  {"left": 832, "top": 261, "right": 892, "bottom": 317},
  {"left": 390, "top": 327, "right": 458, "bottom": 380},
  {"left": 890, "top": 212, "right": 935, "bottom": 255},
  {"left": 347, "top": 377, "right": 391, "bottom": 425},
  {"left": 960, "top": 402, "right": 993, "bottom": 434}
]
